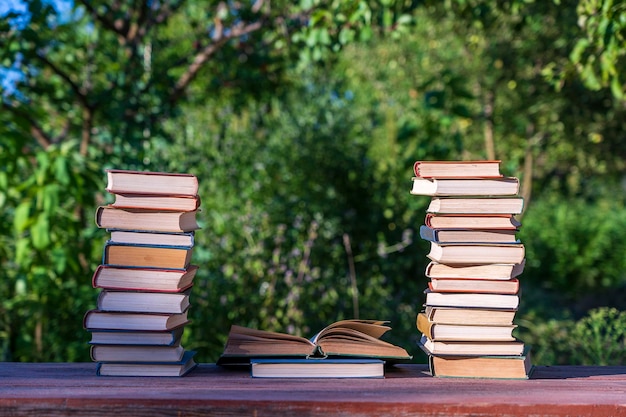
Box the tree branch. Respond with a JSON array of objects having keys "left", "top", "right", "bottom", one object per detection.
[
  {"left": 169, "top": 19, "right": 264, "bottom": 105},
  {"left": 152, "top": 0, "right": 185, "bottom": 25},
  {"left": 75, "top": 0, "right": 127, "bottom": 41},
  {"left": 34, "top": 52, "right": 91, "bottom": 110},
  {"left": 2, "top": 101, "right": 52, "bottom": 149}
]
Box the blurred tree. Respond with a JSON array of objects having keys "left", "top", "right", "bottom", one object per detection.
[
  {"left": 418, "top": 0, "right": 626, "bottom": 201},
  {"left": 2, "top": 0, "right": 626, "bottom": 365},
  {"left": 568, "top": 0, "right": 626, "bottom": 100},
  {"left": 1, "top": 0, "right": 414, "bottom": 157},
  {"left": 0, "top": 0, "right": 417, "bottom": 361}
]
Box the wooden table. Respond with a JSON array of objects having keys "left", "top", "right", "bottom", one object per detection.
[{"left": 1, "top": 362, "right": 626, "bottom": 416}]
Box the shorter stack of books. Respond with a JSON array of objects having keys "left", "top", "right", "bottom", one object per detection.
[
  {"left": 410, "top": 160, "right": 532, "bottom": 379},
  {"left": 217, "top": 320, "right": 412, "bottom": 378},
  {"left": 84, "top": 169, "right": 200, "bottom": 376}
]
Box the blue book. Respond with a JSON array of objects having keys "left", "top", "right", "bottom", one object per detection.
[
  {"left": 88, "top": 327, "right": 185, "bottom": 346},
  {"left": 107, "top": 229, "right": 195, "bottom": 248},
  {"left": 250, "top": 358, "right": 385, "bottom": 378},
  {"left": 96, "top": 350, "right": 197, "bottom": 377}
]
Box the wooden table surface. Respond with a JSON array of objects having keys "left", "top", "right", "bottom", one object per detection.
[{"left": 1, "top": 362, "right": 626, "bottom": 416}]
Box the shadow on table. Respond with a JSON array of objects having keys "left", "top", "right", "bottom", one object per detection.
[{"left": 530, "top": 365, "right": 626, "bottom": 379}]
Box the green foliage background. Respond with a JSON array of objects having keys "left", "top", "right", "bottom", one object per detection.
[{"left": 1, "top": 0, "right": 626, "bottom": 365}]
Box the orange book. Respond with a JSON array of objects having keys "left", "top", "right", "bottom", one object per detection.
[
  {"left": 426, "top": 348, "right": 532, "bottom": 379},
  {"left": 428, "top": 278, "right": 520, "bottom": 294},
  {"left": 424, "top": 213, "right": 521, "bottom": 230},
  {"left": 422, "top": 305, "right": 516, "bottom": 326},
  {"left": 103, "top": 244, "right": 193, "bottom": 270},
  {"left": 425, "top": 261, "right": 525, "bottom": 280},
  {"left": 417, "top": 312, "right": 517, "bottom": 342}
]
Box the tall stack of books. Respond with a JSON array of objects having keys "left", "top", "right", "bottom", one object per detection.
[
  {"left": 84, "top": 169, "right": 200, "bottom": 376},
  {"left": 410, "top": 160, "right": 532, "bottom": 379}
]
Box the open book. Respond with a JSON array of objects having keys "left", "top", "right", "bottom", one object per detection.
[{"left": 218, "top": 320, "right": 411, "bottom": 365}]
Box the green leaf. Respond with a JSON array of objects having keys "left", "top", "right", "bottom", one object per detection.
[
  {"left": 54, "top": 156, "right": 70, "bottom": 185},
  {"left": 581, "top": 63, "right": 602, "bottom": 90},
  {"left": 317, "top": 28, "right": 331, "bottom": 45},
  {"left": 570, "top": 38, "right": 590, "bottom": 63},
  {"left": 610, "top": 76, "right": 624, "bottom": 99},
  {"left": 42, "top": 184, "right": 60, "bottom": 216},
  {"left": 358, "top": 26, "right": 373, "bottom": 42},
  {"left": 14, "top": 201, "right": 32, "bottom": 234},
  {"left": 396, "top": 14, "right": 413, "bottom": 26},
  {"left": 30, "top": 213, "right": 51, "bottom": 249},
  {"left": 383, "top": 9, "right": 392, "bottom": 28},
  {"left": 15, "top": 238, "right": 30, "bottom": 267},
  {"left": 50, "top": 247, "right": 68, "bottom": 274},
  {"left": 339, "top": 27, "right": 355, "bottom": 45},
  {"left": 35, "top": 151, "right": 50, "bottom": 185},
  {"left": 0, "top": 171, "right": 7, "bottom": 190}
]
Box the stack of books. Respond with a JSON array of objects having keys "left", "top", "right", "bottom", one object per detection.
[
  {"left": 410, "top": 160, "right": 532, "bottom": 379},
  {"left": 84, "top": 169, "right": 200, "bottom": 376}
]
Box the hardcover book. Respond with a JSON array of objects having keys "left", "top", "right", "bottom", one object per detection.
[
  {"left": 107, "top": 230, "right": 195, "bottom": 247},
  {"left": 92, "top": 265, "right": 198, "bottom": 292},
  {"left": 428, "top": 278, "right": 520, "bottom": 294},
  {"left": 218, "top": 320, "right": 411, "bottom": 364},
  {"left": 410, "top": 177, "right": 519, "bottom": 197},
  {"left": 88, "top": 327, "right": 184, "bottom": 346},
  {"left": 106, "top": 169, "right": 199, "bottom": 196},
  {"left": 427, "top": 242, "right": 525, "bottom": 265},
  {"left": 96, "top": 350, "right": 197, "bottom": 377},
  {"left": 83, "top": 310, "right": 189, "bottom": 331},
  {"left": 423, "top": 346, "right": 533, "bottom": 379},
  {"left": 90, "top": 344, "right": 185, "bottom": 362},
  {"left": 419, "top": 225, "right": 519, "bottom": 244},
  {"left": 111, "top": 193, "right": 201, "bottom": 211},
  {"left": 425, "top": 289, "right": 520, "bottom": 310},
  {"left": 422, "top": 306, "right": 517, "bottom": 326},
  {"left": 418, "top": 335, "right": 525, "bottom": 356},
  {"left": 96, "top": 289, "right": 191, "bottom": 314},
  {"left": 424, "top": 213, "right": 521, "bottom": 230},
  {"left": 417, "top": 312, "right": 517, "bottom": 342},
  {"left": 413, "top": 160, "right": 503, "bottom": 178},
  {"left": 250, "top": 358, "right": 385, "bottom": 378},
  {"left": 427, "top": 197, "right": 524, "bottom": 215},
  {"left": 95, "top": 206, "right": 200, "bottom": 233},
  {"left": 102, "top": 243, "right": 193, "bottom": 270},
  {"left": 425, "top": 261, "right": 525, "bottom": 280}
]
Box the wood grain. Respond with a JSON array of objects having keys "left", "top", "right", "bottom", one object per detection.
[{"left": 1, "top": 363, "right": 626, "bottom": 416}]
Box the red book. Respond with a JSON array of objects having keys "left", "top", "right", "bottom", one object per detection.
[
  {"left": 106, "top": 169, "right": 199, "bottom": 196},
  {"left": 413, "top": 160, "right": 503, "bottom": 178},
  {"left": 95, "top": 206, "right": 200, "bottom": 233},
  {"left": 111, "top": 193, "right": 201, "bottom": 211},
  {"left": 92, "top": 265, "right": 198, "bottom": 292}
]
